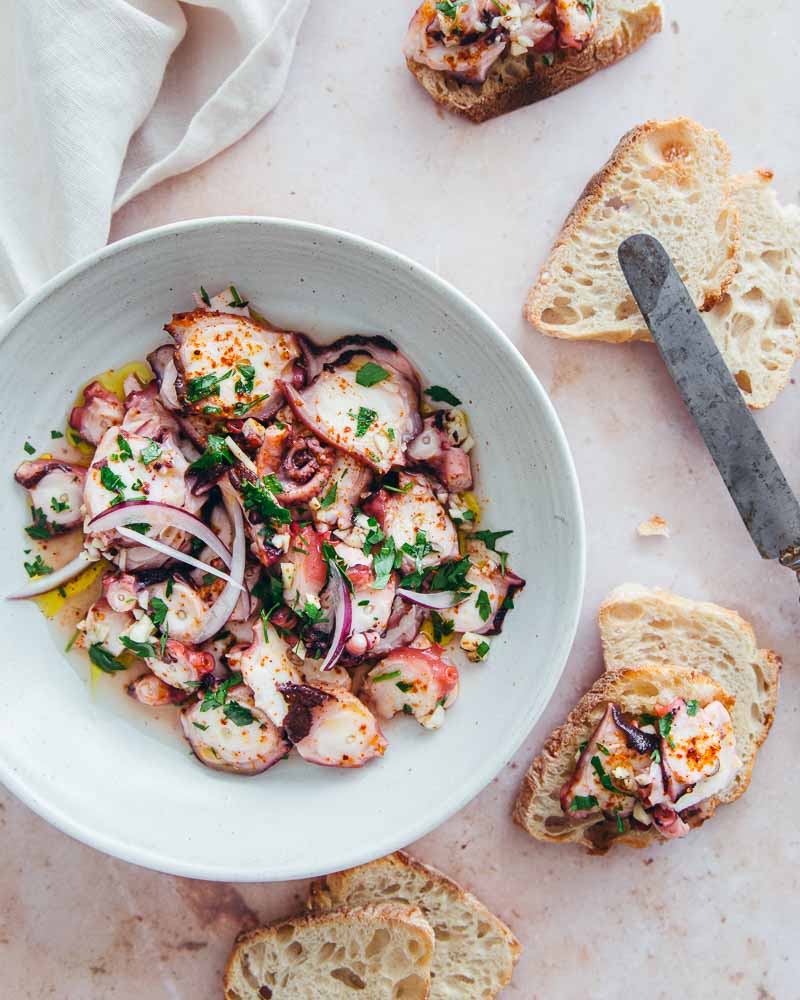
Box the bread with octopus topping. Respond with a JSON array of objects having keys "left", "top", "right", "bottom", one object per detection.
[
  {"left": 513, "top": 664, "right": 740, "bottom": 852},
  {"left": 308, "top": 851, "right": 521, "bottom": 1000},
  {"left": 406, "top": 0, "right": 663, "bottom": 123},
  {"left": 598, "top": 583, "right": 780, "bottom": 803},
  {"left": 223, "top": 903, "right": 435, "bottom": 1000}
]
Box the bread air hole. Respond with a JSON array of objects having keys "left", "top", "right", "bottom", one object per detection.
[
  {"left": 365, "top": 929, "right": 390, "bottom": 958},
  {"left": 541, "top": 300, "right": 580, "bottom": 326},
  {"left": 393, "top": 974, "right": 428, "bottom": 1000},
  {"left": 609, "top": 601, "right": 642, "bottom": 622},
  {"left": 330, "top": 967, "right": 366, "bottom": 989},
  {"left": 285, "top": 941, "right": 303, "bottom": 961},
  {"left": 615, "top": 297, "right": 639, "bottom": 321},
  {"left": 275, "top": 925, "right": 295, "bottom": 944},
  {"left": 774, "top": 299, "right": 793, "bottom": 327},
  {"left": 761, "top": 249, "right": 783, "bottom": 270},
  {"left": 319, "top": 942, "right": 336, "bottom": 962},
  {"left": 735, "top": 370, "right": 753, "bottom": 394}
]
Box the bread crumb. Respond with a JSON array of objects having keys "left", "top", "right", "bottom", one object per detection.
[{"left": 637, "top": 515, "right": 670, "bottom": 538}]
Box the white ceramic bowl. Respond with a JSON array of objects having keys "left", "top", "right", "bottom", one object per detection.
[{"left": 0, "top": 218, "right": 584, "bottom": 881}]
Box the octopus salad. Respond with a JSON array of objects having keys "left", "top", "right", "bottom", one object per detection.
[
  {"left": 404, "top": 0, "right": 598, "bottom": 84},
  {"left": 12, "top": 287, "right": 524, "bottom": 776}
]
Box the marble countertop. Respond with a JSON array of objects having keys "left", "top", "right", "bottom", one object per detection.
[{"left": 4, "top": 1, "right": 799, "bottom": 996}]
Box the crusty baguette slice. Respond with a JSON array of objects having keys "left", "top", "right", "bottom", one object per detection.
[
  {"left": 513, "top": 664, "right": 739, "bottom": 852},
  {"left": 407, "top": 0, "right": 663, "bottom": 123},
  {"left": 598, "top": 583, "right": 780, "bottom": 802},
  {"left": 308, "top": 851, "right": 521, "bottom": 1000},
  {"left": 525, "top": 118, "right": 741, "bottom": 342},
  {"left": 224, "top": 904, "right": 435, "bottom": 1000},
  {"left": 703, "top": 170, "right": 800, "bottom": 408}
]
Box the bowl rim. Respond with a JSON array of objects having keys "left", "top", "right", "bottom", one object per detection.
[{"left": 0, "top": 215, "right": 585, "bottom": 881}]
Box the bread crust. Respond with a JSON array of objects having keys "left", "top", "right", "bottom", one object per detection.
[
  {"left": 406, "top": 1, "right": 663, "bottom": 123},
  {"left": 513, "top": 664, "right": 741, "bottom": 854},
  {"left": 524, "top": 117, "right": 741, "bottom": 339},
  {"left": 308, "top": 849, "right": 522, "bottom": 966}
]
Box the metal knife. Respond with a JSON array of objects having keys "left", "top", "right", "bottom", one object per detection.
[{"left": 618, "top": 233, "right": 800, "bottom": 580}]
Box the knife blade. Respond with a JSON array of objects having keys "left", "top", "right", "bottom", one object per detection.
[{"left": 618, "top": 233, "right": 800, "bottom": 567}]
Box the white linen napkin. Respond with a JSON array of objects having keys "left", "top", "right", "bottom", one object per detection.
[{"left": 0, "top": 0, "right": 310, "bottom": 317}]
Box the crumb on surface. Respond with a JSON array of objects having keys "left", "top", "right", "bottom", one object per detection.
[{"left": 637, "top": 515, "right": 670, "bottom": 538}]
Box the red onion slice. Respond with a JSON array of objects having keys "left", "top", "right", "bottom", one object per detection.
[
  {"left": 88, "top": 501, "right": 232, "bottom": 567},
  {"left": 6, "top": 550, "right": 98, "bottom": 600},
  {"left": 187, "top": 483, "right": 247, "bottom": 644},
  {"left": 116, "top": 527, "right": 244, "bottom": 590},
  {"left": 320, "top": 562, "right": 353, "bottom": 672},
  {"left": 396, "top": 588, "right": 467, "bottom": 610}
]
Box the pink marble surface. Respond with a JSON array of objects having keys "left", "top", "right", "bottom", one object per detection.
[{"left": 3, "top": 1, "right": 800, "bottom": 997}]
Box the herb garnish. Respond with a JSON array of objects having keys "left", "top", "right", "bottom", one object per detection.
[
  {"left": 355, "top": 362, "right": 390, "bottom": 388},
  {"left": 120, "top": 635, "right": 157, "bottom": 659},
  {"left": 50, "top": 429, "right": 64, "bottom": 439},
  {"left": 223, "top": 700, "right": 256, "bottom": 727},
  {"left": 319, "top": 480, "right": 338, "bottom": 510},
  {"left": 686, "top": 699, "right": 699, "bottom": 716},
  {"left": 232, "top": 393, "right": 270, "bottom": 417},
  {"left": 25, "top": 506, "right": 52, "bottom": 540},
  {"left": 185, "top": 368, "right": 233, "bottom": 403},
  {"left": 234, "top": 362, "right": 256, "bottom": 396},
  {"left": 476, "top": 640, "right": 490, "bottom": 658},
  {"left": 50, "top": 496, "right": 70, "bottom": 513},
  {"left": 321, "top": 541, "right": 355, "bottom": 593},
  {"left": 476, "top": 589, "right": 492, "bottom": 622},
  {"left": 150, "top": 597, "right": 169, "bottom": 628},
  {"left": 372, "top": 670, "right": 401, "bottom": 683},
  {"left": 228, "top": 286, "right": 249, "bottom": 308},
  {"left": 189, "top": 434, "right": 234, "bottom": 472},
  {"left": 89, "top": 644, "right": 127, "bottom": 673},
  {"left": 430, "top": 610, "right": 454, "bottom": 644},
  {"left": 139, "top": 440, "right": 162, "bottom": 466},
  {"left": 396, "top": 680, "right": 414, "bottom": 693},
  {"left": 23, "top": 441, "right": 36, "bottom": 455},
  {"left": 24, "top": 554, "right": 53, "bottom": 578},
  {"left": 353, "top": 406, "right": 377, "bottom": 438},
  {"left": 581, "top": 0, "right": 595, "bottom": 17},
  {"left": 430, "top": 556, "right": 472, "bottom": 595},
  {"left": 591, "top": 755, "right": 630, "bottom": 797},
  {"left": 100, "top": 464, "right": 125, "bottom": 496},
  {"left": 117, "top": 434, "right": 133, "bottom": 461},
  {"left": 199, "top": 285, "right": 211, "bottom": 306},
  {"left": 241, "top": 477, "right": 291, "bottom": 525},
  {"left": 371, "top": 537, "right": 401, "bottom": 590},
  {"left": 570, "top": 794, "right": 599, "bottom": 812},
  {"left": 200, "top": 672, "right": 243, "bottom": 713},
  {"left": 192, "top": 721, "right": 209, "bottom": 732},
  {"left": 399, "top": 530, "right": 434, "bottom": 589},
  {"left": 658, "top": 712, "right": 675, "bottom": 748},
  {"left": 424, "top": 385, "right": 461, "bottom": 407}
]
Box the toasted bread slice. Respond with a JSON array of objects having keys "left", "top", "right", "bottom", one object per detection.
[
  {"left": 525, "top": 118, "right": 741, "bottom": 342},
  {"left": 513, "top": 664, "right": 739, "bottom": 852},
  {"left": 598, "top": 583, "right": 780, "bottom": 802},
  {"left": 224, "top": 904, "right": 435, "bottom": 1000},
  {"left": 407, "top": 0, "right": 663, "bottom": 123},
  {"left": 309, "top": 851, "right": 521, "bottom": 1000},
  {"left": 703, "top": 170, "right": 800, "bottom": 408}
]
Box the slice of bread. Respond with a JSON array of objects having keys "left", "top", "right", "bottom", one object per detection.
[
  {"left": 525, "top": 118, "right": 741, "bottom": 342},
  {"left": 598, "top": 583, "right": 780, "bottom": 802},
  {"left": 703, "top": 170, "right": 800, "bottom": 408},
  {"left": 407, "top": 0, "right": 663, "bottom": 123},
  {"left": 224, "top": 904, "right": 435, "bottom": 1000},
  {"left": 513, "top": 664, "right": 740, "bottom": 852},
  {"left": 309, "top": 851, "right": 521, "bottom": 1000}
]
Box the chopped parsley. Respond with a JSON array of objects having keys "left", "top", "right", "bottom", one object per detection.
[
  {"left": 581, "top": 0, "right": 595, "bottom": 17},
  {"left": 362, "top": 517, "right": 385, "bottom": 553},
  {"left": 223, "top": 700, "right": 256, "bottom": 727},
  {"left": 355, "top": 362, "right": 390, "bottom": 388},
  {"left": 473, "top": 529, "right": 513, "bottom": 575},
  {"left": 476, "top": 589, "right": 492, "bottom": 622},
  {"left": 399, "top": 530, "right": 434, "bottom": 589},
  {"left": 116, "top": 435, "right": 133, "bottom": 461},
  {"left": 372, "top": 670, "right": 401, "bottom": 683},
  {"left": 139, "top": 440, "right": 162, "bottom": 466},
  {"left": 476, "top": 640, "right": 490, "bottom": 659},
  {"left": 383, "top": 480, "right": 412, "bottom": 494},
  {"left": 234, "top": 362, "right": 256, "bottom": 396},
  {"left": 591, "top": 755, "right": 629, "bottom": 797},
  {"left": 570, "top": 794, "right": 599, "bottom": 812},
  {"left": 189, "top": 434, "right": 234, "bottom": 472},
  {"left": 192, "top": 721, "right": 209, "bottom": 732},
  {"left": 240, "top": 477, "right": 291, "bottom": 525},
  {"left": 120, "top": 635, "right": 157, "bottom": 659},
  {"left": 686, "top": 699, "right": 699, "bottom": 716},
  {"left": 23, "top": 441, "right": 36, "bottom": 455},
  {"left": 430, "top": 610, "right": 454, "bottom": 644},
  {"left": 89, "top": 644, "right": 126, "bottom": 673},
  {"left": 658, "top": 712, "right": 674, "bottom": 748},
  {"left": 165, "top": 576, "right": 175, "bottom": 598},
  {"left": 24, "top": 554, "right": 52, "bottom": 578},
  {"left": 228, "top": 285, "right": 249, "bottom": 308},
  {"left": 615, "top": 811, "right": 625, "bottom": 834},
  {"left": 424, "top": 385, "right": 461, "bottom": 407},
  {"left": 203, "top": 405, "right": 222, "bottom": 415},
  {"left": 150, "top": 596, "right": 169, "bottom": 628},
  {"left": 430, "top": 556, "right": 472, "bottom": 595},
  {"left": 299, "top": 600, "right": 326, "bottom": 626},
  {"left": 262, "top": 473, "right": 284, "bottom": 494},
  {"left": 435, "top": 0, "right": 460, "bottom": 17},
  {"left": 100, "top": 464, "right": 125, "bottom": 496},
  {"left": 542, "top": 51, "right": 555, "bottom": 66},
  {"left": 185, "top": 368, "right": 233, "bottom": 403},
  {"left": 25, "top": 507, "right": 52, "bottom": 540},
  {"left": 353, "top": 406, "right": 377, "bottom": 438},
  {"left": 50, "top": 429, "right": 64, "bottom": 439},
  {"left": 396, "top": 680, "right": 414, "bottom": 693},
  {"left": 596, "top": 742, "right": 610, "bottom": 755},
  {"left": 371, "top": 536, "right": 401, "bottom": 590},
  {"left": 200, "top": 672, "right": 243, "bottom": 713},
  {"left": 319, "top": 480, "right": 338, "bottom": 509},
  {"left": 650, "top": 748, "right": 661, "bottom": 763},
  {"left": 402, "top": 703, "right": 414, "bottom": 715},
  {"left": 50, "top": 496, "right": 70, "bottom": 513},
  {"left": 199, "top": 286, "right": 211, "bottom": 306}
]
